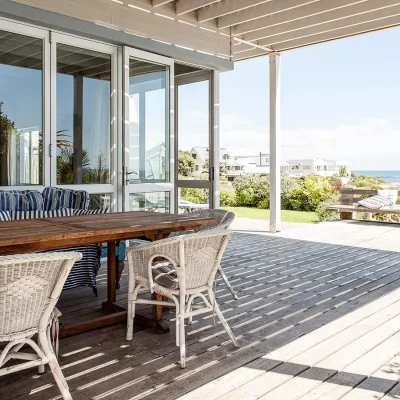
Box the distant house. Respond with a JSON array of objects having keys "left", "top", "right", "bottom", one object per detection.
[
  {"left": 287, "top": 159, "right": 349, "bottom": 177},
  {"left": 189, "top": 148, "right": 292, "bottom": 181},
  {"left": 225, "top": 153, "right": 290, "bottom": 181}
]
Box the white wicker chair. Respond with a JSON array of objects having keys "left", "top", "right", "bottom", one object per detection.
[
  {"left": 0, "top": 252, "right": 82, "bottom": 400},
  {"left": 126, "top": 229, "right": 239, "bottom": 368},
  {"left": 170, "top": 209, "right": 238, "bottom": 300}
]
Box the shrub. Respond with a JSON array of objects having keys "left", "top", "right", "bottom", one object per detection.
[
  {"left": 180, "top": 188, "right": 208, "bottom": 204},
  {"left": 315, "top": 192, "right": 340, "bottom": 222},
  {"left": 220, "top": 191, "right": 237, "bottom": 207},
  {"left": 257, "top": 198, "right": 270, "bottom": 209},
  {"left": 232, "top": 175, "right": 269, "bottom": 207}
]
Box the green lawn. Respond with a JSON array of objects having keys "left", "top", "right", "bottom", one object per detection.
[{"left": 222, "top": 207, "right": 318, "bottom": 223}]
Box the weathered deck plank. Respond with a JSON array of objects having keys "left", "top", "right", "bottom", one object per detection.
[{"left": 3, "top": 232, "right": 400, "bottom": 400}]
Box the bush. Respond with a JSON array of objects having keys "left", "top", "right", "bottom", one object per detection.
[
  {"left": 232, "top": 175, "right": 269, "bottom": 207},
  {"left": 230, "top": 174, "right": 339, "bottom": 214},
  {"left": 180, "top": 188, "right": 208, "bottom": 204},
  {"left": 257, "top": 198, "right": 270, "bottom": 209},
  {"left": 315, "top": 192, "right": 340, "bottom": 222},
  {"left": 286, "top": 177, "right": 334, "bottom": 212},
  {"left": 220, "top": 191, "right": 237, "bottom": 207}
]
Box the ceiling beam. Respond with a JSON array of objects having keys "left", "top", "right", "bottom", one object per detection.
[
  {"left": 234, "top": 0, "right": 368, "bottom": 36},
  {"left": 240, "top": 0, "right": 400, "bottom": 41},
  {"left": 152, "top": 0, "right": 174, "bottom": 6},
  {"left": 233, "top": 36, "right": 272, "bottom": 52},
  {"left": 176, "top": 0, "right": 220, "bottom": 15},
  {"left": 233, "top": 47, "right": 269, "bottom": 62},
  {"left": 274, "top": 12, "right": 400, "bottom": 51},
  {"left": 259, "top": 3, "right": 400, "bottom": 47},
  {"left": 218, "top": 0, "right": 318, "bottom": 29},
  {"left": 198, "top": 0, "right": 272, "bottom": 23}
]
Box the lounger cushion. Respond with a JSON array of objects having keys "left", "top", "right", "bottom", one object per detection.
[
  {"left": 42, "top": 187, "right": 90, "bottom": 211},
  {"left": 152, "top": 262, "right": 179, "bottom": 290},
  {"left": 0, "top": 211, "right": 11, "bottom": 221}
]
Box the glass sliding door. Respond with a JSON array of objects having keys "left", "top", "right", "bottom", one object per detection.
[
  {"left": 123, "top": 48, "right": 174, "bottom": 212},
  {"left": 51, "top": 33, "right": 118, "bottom": 209},
  {"left": 0, "top": 20, "right": 50, "bottom": 189},
  {"left": 176, "top": 71, "right": 213, "bottom": 213}
]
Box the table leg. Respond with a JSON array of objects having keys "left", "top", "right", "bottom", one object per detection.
[
  {"left": 151, "top": 293, "right": 170, "bottom": 333},
  {"left": 107, "top": 241, "right": 117, "bottom": 303}
]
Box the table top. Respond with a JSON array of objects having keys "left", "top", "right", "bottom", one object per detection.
[{"left": 0, "top": 211, "right": 215, "bottom": 255}]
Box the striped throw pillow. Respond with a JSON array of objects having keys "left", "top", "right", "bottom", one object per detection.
[
  {"left": 74, "top": 208, "right": 109, "bottom": 216},
  {"left": 11, "top": 208, "right": 74, "bottom": 220},
  {"left": 0, "top": 210, "right": 11, "bottom": 221},
  {"left": 357, "top": 195, "right": 394, "bottom": 210}
]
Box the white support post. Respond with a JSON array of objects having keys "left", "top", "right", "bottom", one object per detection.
[
  {"left": 211, "top": 70, "right": 220, "bottom": 209},
  {"left": 269, "top": 53, "right": 281, "bottom": 233}
]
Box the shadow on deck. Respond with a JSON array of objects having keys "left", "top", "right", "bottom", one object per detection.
[{"left": 2, "top": 232, "right": 400, "bottom": 400}]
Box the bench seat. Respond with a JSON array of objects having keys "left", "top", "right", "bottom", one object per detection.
[{"left": 327, "top": 204, "right": 400, "bottom": 214}]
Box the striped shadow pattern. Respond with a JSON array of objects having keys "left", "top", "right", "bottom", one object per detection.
[{"left": 2, "top": 232, "right": 400, "bottom": 400}]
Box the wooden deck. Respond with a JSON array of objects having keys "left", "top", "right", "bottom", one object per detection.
[{"left": 3, "top": 229, "right": 400, "bottom": 399}]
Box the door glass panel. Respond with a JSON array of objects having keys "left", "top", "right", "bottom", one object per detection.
[
  {"left": 56, "top": 44, "right": 111, "bottom": 184},
  {"left": 127, "top": 58, "right": 169, "bottom": 183},
  {"left": 177, "top": 81, "right": 209, "bottom": 181},
  {"left": 89, "top": 193, "right": 112, "bottom": 210},
  {"left": 178, "top": 187, "right": 209, "bottom": 213},
  {"left": 0, "top": 30, "right": 43, "bottom": 186},
  {"left": 129, "top": 192, "right": 170, "bottom": 213}
]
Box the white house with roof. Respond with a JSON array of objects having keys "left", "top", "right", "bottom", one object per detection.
[{"left": 288, "top": 159, "right": 349, "bottom": 177}]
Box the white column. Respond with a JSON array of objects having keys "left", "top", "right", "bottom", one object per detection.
[
  {"left": 211, "top": 70, "right": 220, "bottom": 209},
  {"left": 269, "top": 53, "right": 281, "bottom": 233}
]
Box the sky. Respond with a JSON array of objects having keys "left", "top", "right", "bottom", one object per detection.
[{"left": 219, "top": 26, "right": 400, "bottom": 171}]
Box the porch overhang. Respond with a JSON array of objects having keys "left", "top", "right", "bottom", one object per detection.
[{"left": 6, "top": 0, "right": 400, "bottom": 63}]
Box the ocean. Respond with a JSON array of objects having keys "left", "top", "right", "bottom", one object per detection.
[{"left": 353, "top": 171, "right": 400, "bottom": 183}]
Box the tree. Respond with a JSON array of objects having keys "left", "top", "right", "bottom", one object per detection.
[
  {"left": 178, "top": 150, "right": 195, "bottom": 177},
  {"left": 57, "top": 147, "right": 90, "bottom": 184},
  {"left": 0, "top": 102, "right": 16, "bottom": 185}
]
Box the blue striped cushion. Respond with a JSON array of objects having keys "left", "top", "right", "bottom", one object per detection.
[
  {"left": 42, "top": 187, "right": 90, "bottom": 211},
  {"left": 74, "top": 208, "right": 109, "bottom": 216},
  {"left": 22, "top": 190, "right": 44, "bottom": 210},
  {"left": 0, "top": 210, "right": 11, "bottom": 221},
  {"left": 45, "top": 244, "right": 102, "bottom": 291},
  {"left": 11, "top": 208, "right": 74, "bottom": 220},
  {"left": 0, "top": 191, "right": 27, "bottom": 211},
  {"left": 0, "top": 190, "right": 44, "bottom": 211}
]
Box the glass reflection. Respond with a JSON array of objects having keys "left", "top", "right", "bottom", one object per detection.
[
  {"left": 0, "top": 30, "right": 43, "bottom": 185},
  {"left": 128, "top": 58, "right": 168, "bottom": 183},
  {"left": 129, "top": 192, "right": 170, "bottom": 213},
  {"left": 56, "top": 43, "right": 111, "bottom": 184}
]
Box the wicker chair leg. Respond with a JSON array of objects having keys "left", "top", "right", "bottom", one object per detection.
[
  {"left": 179, "top": 296, "right": 186, "bottom": 369},
  {"left": 126, "top": 287, "right": 138, "bottom": 341},
  {"left": 219, "top": 267, "right": 238, "bottom": 300},
  {"left": 208, "top": 290, "right": 240, "bottom": 348},
  {"left": 39, "top": 331, "right": 72, "bottom": 400}
]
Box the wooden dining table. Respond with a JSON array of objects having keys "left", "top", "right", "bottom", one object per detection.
[{"left": 0, "top": 211, "right": 215, "bottom": 337}]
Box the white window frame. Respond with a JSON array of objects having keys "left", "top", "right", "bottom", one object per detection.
[
  {"left": 50, "top": 32, "right": 119, "bottom": 209},
  {"left": 0, "top": 18, "right": 50, "bottom": 192},
  {"left": 123, "top": 47, "right": 175, "bottom": 213}
]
